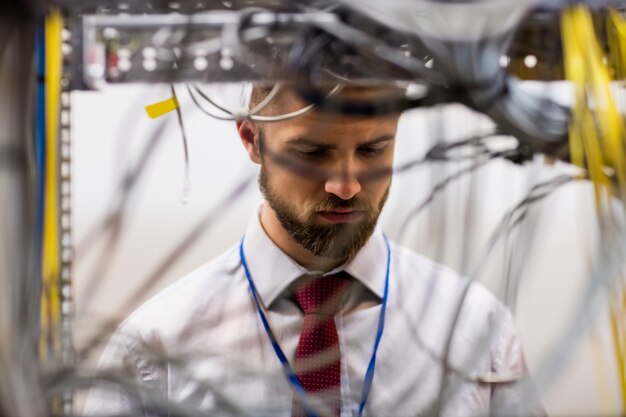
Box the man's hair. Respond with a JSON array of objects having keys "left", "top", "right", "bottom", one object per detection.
[
  {"left": 250, "top": 85, "right": 274, "bottom": 110},
  {"left": 248, "top": 83, "right": 407, "bottom": 116}
]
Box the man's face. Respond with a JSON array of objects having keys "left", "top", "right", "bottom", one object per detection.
[{"left": 252, "top": 89, "right": 400, "bottom": 265}]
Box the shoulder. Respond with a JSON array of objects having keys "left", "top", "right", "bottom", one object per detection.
[
  {"left": 88, "top": 243, "right": 247, "bottom": 411},
  {"left": 389, "top": 241, "right": 507, "bottom": 313},
  {"left": 388, "top": 241, "right": 515, "bottom": 346},
  {"left": 119, "top": 242, "right": 243, "bottom": 337},
  {"left": 388, "top": 241, "right": 526, "bottom": 377}
]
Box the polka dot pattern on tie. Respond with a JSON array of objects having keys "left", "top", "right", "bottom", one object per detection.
[{"left": 291, "top": 273, "right": 350, "bottom": 417}]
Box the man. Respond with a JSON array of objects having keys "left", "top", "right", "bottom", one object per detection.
[{"left": 85, "top": 85, "right": 544, "bottom": 417}]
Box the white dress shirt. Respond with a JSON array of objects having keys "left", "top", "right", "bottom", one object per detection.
[{"left": 85, "top": 203, "right": 544, "bottom": 417}]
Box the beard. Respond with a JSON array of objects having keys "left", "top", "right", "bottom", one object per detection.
[{"left": 259, "top": 164, "right": 390, "bottom": 266}]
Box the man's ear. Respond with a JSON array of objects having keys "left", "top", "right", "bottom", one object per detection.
[{"left": 236, "top": 119, "right": 262, "bottom": 164}]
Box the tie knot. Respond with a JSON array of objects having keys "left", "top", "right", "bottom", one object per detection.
[{"left": 293, "top": 273, "right": 351, "bottom": 316}]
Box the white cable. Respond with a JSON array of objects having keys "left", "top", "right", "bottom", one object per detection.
[{"left": 188, "top": 83, "right": 344, "bottom": 122}]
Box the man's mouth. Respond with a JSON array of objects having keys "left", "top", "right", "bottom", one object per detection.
[{"left": 317, "top": 209, "right": 365, "bottom": 223}]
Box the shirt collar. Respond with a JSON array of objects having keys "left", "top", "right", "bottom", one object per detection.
[{"left": 242, "top": 202, "right": 387, "bottom": 308}]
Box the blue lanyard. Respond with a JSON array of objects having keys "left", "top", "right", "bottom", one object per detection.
[{"left": 239, "top": 235, "right": 390, "bottom": 417}]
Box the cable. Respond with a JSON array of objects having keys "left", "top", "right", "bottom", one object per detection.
[
  {"left": 40, "top": 6, "right": 63, "bottom": 364},
  {"left": 429, "top": 173, "right": 580, "bottom": 416},
  {"left": 188, "top": 83, "right": 345, "bottom": 122},
  {"left": 74, "top": 117, "right": 171, "bottom": 321},
  {"left": 170, "top": 84, "right": 191, "bottom": 202},
  {"left": 74, "top": 171, "right": 255, "bottom": 373},
  {"left": 397, "top": 150, "right": 509, "bottom": 244},
  {"left": 287, "top": 31, "right": 447, "bottom": 116}
]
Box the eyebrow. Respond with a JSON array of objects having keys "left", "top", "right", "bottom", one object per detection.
[{"left": 286, "top": 134, "right": 395, "bottom": 149}]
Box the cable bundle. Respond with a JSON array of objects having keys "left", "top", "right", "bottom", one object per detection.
[
  {"left": 608, "top": 10, "right": 626, "bottom": 80},
  {"left": 562, "top": 5, "right": 626, "bottom": 411},
  {"left": 563, "top": 5, "right": 626, "bottom": 204}
]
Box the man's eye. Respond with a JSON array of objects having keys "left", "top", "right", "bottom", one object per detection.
[
  {"left": 359, "top": 146, "right": 385, "bottom": 156},
  {"left": 294, "top": 149, "right": 328, "bottom": 160}
]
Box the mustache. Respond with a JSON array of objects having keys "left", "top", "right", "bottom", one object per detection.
[{"left": 306, "top": 195, "right": 373, "bottom": 212}]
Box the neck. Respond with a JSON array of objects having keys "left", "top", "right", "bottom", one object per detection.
[{"left": 259, "top": 202, "right": 340, "bottom": 272}]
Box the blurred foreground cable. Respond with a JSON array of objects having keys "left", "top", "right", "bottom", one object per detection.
[
  {"left": 40, "top": 6, "right": 62, "bottom": 364},
  {"left": 562, "top": 5, "right": 626, "bottom": 412},
  {"left": 607, "top": 9, "right": 626, "bottom": 410},
  {"left": 0, "top": 3, "right": 46, "bottom": 417},
  {"left": 562, "top": 5, "right": 626, "bottom": 204},
  {"left": 608, "top": 10, "right": 626, "bottom": 80},
  {"left": 39, "top": 7, "right": 73, "bottom": 416}
]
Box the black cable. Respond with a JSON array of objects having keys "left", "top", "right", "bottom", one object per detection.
[
  {"left": 186, "top": 84, "right": 239, "bottom": 121},
  {"left": 72, "top": 173, "right": 255, "bottom": 375},
  {"left": 287, "top": 31, "right": 450, "bottom": 116},
  {"left": 170, "top": 84, "right": 190, "bottom": 190},
  {"left": 429, "top": 173, "right": 579, "bottom": 416},
  {"left": 397, "top": 149, "right": 513, "bottom": 244}
]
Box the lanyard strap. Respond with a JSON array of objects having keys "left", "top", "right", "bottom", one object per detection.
[{"left": 239, "top": 236, "right": 390, "bottom": 417}]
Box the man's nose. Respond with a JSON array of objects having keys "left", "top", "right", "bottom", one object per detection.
[{"left": 324, "top": 161, "right": 362, "bottom": 200}]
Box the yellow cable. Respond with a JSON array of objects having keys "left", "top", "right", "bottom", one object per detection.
[
  {"left": 563, "top": 7, "right": 626, "bottom": 412},
  {"left": 608, "top": 10, "right": 626, "bottom": 79},
  {"left": 576, "top": 8, "right": 612, "bottom": 193},
  {"left": 40, "top": 8, "right": 63, "bottom": 361},
  {"left": 562, "top": 8, "right": 586, "bottom": 171},
  {"left": 563, "top": 6, "right": 625, "bottom": 203},
  {"left": 562, "top": 7, "right": 606, "bottom": 205},
  {"left": 582, "top": 12, "right": 625, "bottom": 188}
]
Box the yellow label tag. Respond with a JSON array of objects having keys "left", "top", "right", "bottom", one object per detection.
[{"left": 145, "top": 97, "right": 179, "bottom": 118}]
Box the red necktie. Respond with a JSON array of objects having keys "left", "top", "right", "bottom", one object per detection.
[{"left": 292, "top": 273, "right": 350, "bottom": 417}]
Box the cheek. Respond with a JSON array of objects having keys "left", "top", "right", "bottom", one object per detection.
[
  {"left": 361, "top": 162, "right": 392, "bottom": 190},
  {"left": 363, "top": 151, "right": 394, "bottom": 194},
  {"left": 267, "top": 162, "right": 324, "bottom": 200},
  {"left": 368, "top": 177, "right": 391, "bottom": 201}
]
